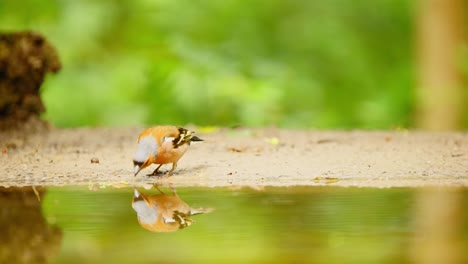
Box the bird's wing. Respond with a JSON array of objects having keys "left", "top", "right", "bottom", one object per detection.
[{"left": 172, "top": 127, "right": 203, "bottom": 148}]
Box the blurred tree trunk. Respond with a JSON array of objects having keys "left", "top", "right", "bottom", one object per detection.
[{"left": 416, "top": 0, "right": 465, "bottom": 130}]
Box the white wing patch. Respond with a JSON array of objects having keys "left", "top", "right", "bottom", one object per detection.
[
  {"left": 163, "top": 136, "right": 175, "bottom": 144},
  {"left": 163, "top": 217, "right": 176, "bottom": 223}
]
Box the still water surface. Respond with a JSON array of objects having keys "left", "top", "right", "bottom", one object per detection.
[{"left": 1, "top": 185, "right": 466, "bottom": 263}]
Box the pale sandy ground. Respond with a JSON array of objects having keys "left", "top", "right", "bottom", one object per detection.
[{"left": 0, "top": 127, "right": 467, "bottom": 188}]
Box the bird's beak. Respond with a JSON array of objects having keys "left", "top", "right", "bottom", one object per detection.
[
  {"left": 134, "top": 165, "right": 141, "bottom": 176},
  {"left": 134, "top": 189, "right": 140, "bottom": 198}
]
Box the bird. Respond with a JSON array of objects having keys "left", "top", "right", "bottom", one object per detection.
[
  {"left": 131, "top": 186, "right": 214, "bottom": 232},
  {"left": 133, "top": 125, "right": 203, "bottom": 177}
]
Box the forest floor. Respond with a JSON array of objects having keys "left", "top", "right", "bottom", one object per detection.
[{"left": 0, "top": 127, "right": 467, "bottom": 189}]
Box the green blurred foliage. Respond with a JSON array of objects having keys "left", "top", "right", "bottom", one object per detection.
[{"left": 0, "top": 0, "right": 415, "bottom": 128}]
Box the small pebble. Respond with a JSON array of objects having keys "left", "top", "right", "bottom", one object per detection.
[{"left": 91, "top": 157, "right": 100, "bottom": 164}]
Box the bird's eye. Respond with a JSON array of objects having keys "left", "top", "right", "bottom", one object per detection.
[{"left": 133, "top": 160, "right": 144, "bottom": 167}]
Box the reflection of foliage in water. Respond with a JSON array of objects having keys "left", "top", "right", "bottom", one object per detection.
[
  {"left": 40, "top": 186, "right": 466, "bottom": 263},
  {"left": 0, "top": 187, "right": 62, "bottom": 264},
  {"left": 0, "top": 0, "right": 419, "bottom": 128}
]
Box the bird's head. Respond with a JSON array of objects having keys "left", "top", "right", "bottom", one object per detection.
[
  {"left": 133, "top": 136, "right": 158, "bottom": 176},
  {"left": 133, "top": 159, "right": 146, "bottom": 176}
]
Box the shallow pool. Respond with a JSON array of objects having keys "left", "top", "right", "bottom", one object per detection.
[{"left": 1, "top": 185, "right": 466, "bottom": 264}]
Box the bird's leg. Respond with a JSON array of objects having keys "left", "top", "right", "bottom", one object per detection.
[
  {"left": 153, "top": 184, "right": 165, "bottom": 194},
  {"left": 147, "top": 164, "right": 163, "bottom": 176},
  {"left": 169, "top": 183, "right": 177, "bottom": 196},
  {"left": 166, "top": 162, "right": 177, "bottom": 176}
]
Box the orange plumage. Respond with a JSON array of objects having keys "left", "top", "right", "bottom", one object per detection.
[{"left": 133, "top": 126, "right": 203, "bottom": 177}]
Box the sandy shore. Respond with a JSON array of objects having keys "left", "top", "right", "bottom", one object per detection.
[{"left": 0, "top": 127, "right": 467, "bottom": 188}]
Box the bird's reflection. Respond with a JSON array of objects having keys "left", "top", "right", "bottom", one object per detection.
[{"left": 132, "top": 185, "right": 214, "bottom": 232}]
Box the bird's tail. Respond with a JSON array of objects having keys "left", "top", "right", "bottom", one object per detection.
[
  {"left": 190, "top": 135, "right": 203, "bottom": 142},
  {"left": 174, "top": 127, "right": 204, "bottom": 147},
  {"left": 190, "top": 207, "right": 215, "bottom": 215}
]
